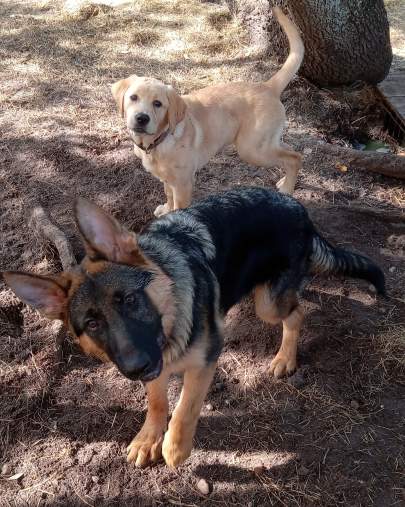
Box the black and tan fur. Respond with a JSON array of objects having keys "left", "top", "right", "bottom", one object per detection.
[{"left": 3, "top": 188, "right": 385, "bottom": 467}]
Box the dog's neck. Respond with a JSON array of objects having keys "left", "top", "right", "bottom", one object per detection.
[{"left": 132, "top": 128, "right": 170, "bottom": 154}]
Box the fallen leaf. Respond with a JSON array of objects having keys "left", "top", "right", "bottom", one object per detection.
[
  {"left": 335, "top": 162, "right": 348, "bottom": 173},
  {"left": 1, "top": 464, "right": 10, "bottom": 476}
]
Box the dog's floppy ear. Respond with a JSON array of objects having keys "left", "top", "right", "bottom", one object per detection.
[
  {"left": 111, "top": 75, "right": 137, "bottom": 118},
  {"left": 167, "top": 85, "right": 186, "bottom": 133},
  {"left": 2, "top": 272, "right": 68, "bottom": 320},
  {"left": 74, "top": 198, "right": 146, "bottom": 266}
]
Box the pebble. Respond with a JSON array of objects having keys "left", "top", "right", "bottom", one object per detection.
[
  {"left": 287, "top": 370, "right": 306, "bottom": 388},
  {"left": 389, "top": 266, "right": 396, "bottom": 273},
  {"left": 350, "top": 400, "right": 360, "bottom": 410},
  {"left": 1, "top": 464, "right": 10, "bottom": 476},
  {"left": 205, "top": 403, "right": 214, "bottom": 411},
  {"left": 196, "top": 478, "right": 211, "bottom": 495},
  {"left": 297, "top": 465, "right": 310, "bottom": 476},
  {"left": 91, "top": 475, "right": 99, "bottom": 484},
  {"left": 214, "top": 381, "right": 224, "bottom": 391},
  {"left": 253, "top": 464, "right": 266, "bottom": 475}
]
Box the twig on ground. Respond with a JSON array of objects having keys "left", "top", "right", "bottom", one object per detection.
[
  {"left": 308, "top": 141, "right": 405, "bottom": 180},
  {"left": 326, "top": 203, "right": 405, "bottom": 223},
  {"left": 29, "top": 205, "right": 77, "bottom": 349},
  {"left": 29, "top": 206, "right": 76, "bottom": 270}
]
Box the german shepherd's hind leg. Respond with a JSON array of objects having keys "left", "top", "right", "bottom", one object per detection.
[
  {"left": 255, "top": 284, "right": 304, "bottom": 378},
  {"left": 127, "top": 373, "right": 169, "bottom": 467},
  {"left": 162, "top": 362, "right": 216, "bottom": 467},
  {"left": 270, "top": 304, "right": 303, "bottom": 378}
]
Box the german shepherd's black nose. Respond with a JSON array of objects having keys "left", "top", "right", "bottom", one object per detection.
[
  {"left": 135, "top": 113, "right": 150, "bottom": 126},
  {"left": 119, "top": 351, "right": 151, "bottom": 379}
]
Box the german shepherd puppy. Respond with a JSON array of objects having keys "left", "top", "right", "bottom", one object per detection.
[{"left": 3, "top": 188, "right": 385, "bottom": 468}]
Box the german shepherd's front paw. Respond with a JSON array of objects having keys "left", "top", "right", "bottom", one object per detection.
[
  {"left": 127, "top": 427, "right": 164, "bottom": 467},
  {"left": 162, "top": 428, "right": 192, "bottom": 468},
  {"left": 269, "top": 353, "right": 297, "bottom": 378}
]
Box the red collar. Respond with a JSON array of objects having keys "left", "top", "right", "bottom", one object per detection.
[{"left": 134, "top": 129, "right": 170, "bottom": 154}]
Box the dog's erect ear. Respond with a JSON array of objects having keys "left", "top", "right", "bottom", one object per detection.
[
  {"left": 2, "top": 272, "right": 68, "bottom": 320},
  {"left": 74, "top": 198, "right": 146, "bottom": 266},
  {"left": 167, "top": 85, "right": 186, "bottom": 133},
  {"left": 111, "top": 75, "right": 137, "bottom": 118}
]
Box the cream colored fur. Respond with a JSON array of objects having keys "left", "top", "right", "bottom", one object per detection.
[{"left": 111, "top": 7, "right": 304, "bottom": 217}]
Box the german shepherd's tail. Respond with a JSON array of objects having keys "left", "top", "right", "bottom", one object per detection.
[
  {"left": 310, "top": 234, "right": 386, "bottom": 295},
  {"left": 266, "top": 7, "right": 304, "bottom": 97}
]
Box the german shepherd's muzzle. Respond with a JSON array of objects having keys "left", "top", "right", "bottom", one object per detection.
[
  {"left": 3, "top": 188, "right": 385, "bottom": 468},
  {"left": 68, "top": 264, "right": 165, "bottom": 382}
]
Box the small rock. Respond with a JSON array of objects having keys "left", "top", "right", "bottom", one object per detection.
[
  {"left": 77, "top": 447, "right": 94, "bottom": 465},
  {"left": 287, "top": 370, "right": 306, "bottom": 388},
  {"left": 1, "top": 464, "right": 10, "bottom": 476},
  {"left": 253, "top": 464, "right": 266, "bottom": 475},
  {"left": 303, "top": 147, "right": 312, "bottom": 155},
  {"left": 297, "top": 465, "right": 310, "bottom": 476},
  {"left": 389, "top": 266, "right": 396, "bottom": 273},
  {"left": 196, "top": 478, "right": 211, "bottom": 495},
  {"left": 350, "top": 400, "right": 359, "bottom": 410},
  {"left": 225, "top": 398, "right": 231, "bottom": 406},
  {"left": 368, "top": 284, "right": 376, "bottom": 293},
  {"left": 91, "top": 475, "right": 99, "bottom": 483},
  {"left": 214, "top": 381, "right": 224, "bottom": 391},
  {"left": 205, "top": 403, "right": 214, "bottom": 411}
]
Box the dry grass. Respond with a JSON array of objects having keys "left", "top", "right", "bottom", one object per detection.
[{"left": 1, "top": 1, "right": 405, "bottom": 506}]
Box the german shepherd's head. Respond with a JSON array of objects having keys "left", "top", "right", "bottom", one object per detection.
[{"left": 3, "top": 199, "right": 175, "bottom": 382}]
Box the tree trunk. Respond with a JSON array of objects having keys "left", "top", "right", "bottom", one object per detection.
[{"left": 227, "top": 0, "right": 392, "bottom": 86}]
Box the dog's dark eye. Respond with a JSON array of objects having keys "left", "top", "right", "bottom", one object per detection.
[
  {"left": 130, "top": 94, "right": 138, "bottom": 101},
  {"left": 86, "top": 319, "right": 100, "bottom": 332},
  {"left": 124, "top": 294, "right": 136, "bottom": 305},
  {"left": 153, "top": 100, "right": 162, "bottom": 108}
]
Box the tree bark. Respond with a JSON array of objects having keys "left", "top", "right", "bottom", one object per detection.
[{"left": 228, "top": 0, "right": 392, "bottom": 86}]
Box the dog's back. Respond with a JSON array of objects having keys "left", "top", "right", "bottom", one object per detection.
[{"left": 143, "top": 188, "right": 384, "bottom": 313}]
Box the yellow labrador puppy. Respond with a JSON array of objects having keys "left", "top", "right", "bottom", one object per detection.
[{"left": 112, "top": 7, "right": 304, "bottom": 217}]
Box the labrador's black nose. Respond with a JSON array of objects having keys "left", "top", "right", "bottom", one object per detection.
[{"left": 135, "top": 113, "right": 150, "bottom": 126}]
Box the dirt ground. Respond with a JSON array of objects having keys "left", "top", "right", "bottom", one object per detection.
[{"left": 0, "top": 1, "right": 404, "bottom": 506}]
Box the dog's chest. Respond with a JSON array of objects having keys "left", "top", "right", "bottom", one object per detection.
[{"left": 133, "top": 142, "right": 178, "bottom": 181}]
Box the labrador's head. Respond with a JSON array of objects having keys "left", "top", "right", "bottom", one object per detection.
[{"left": 111, "top": 75, "right": 186, "bottom": 136}]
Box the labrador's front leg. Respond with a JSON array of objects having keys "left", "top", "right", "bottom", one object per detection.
[
  {"left": 171, "top": 176, "right": 193, "bottom": 210},
  {"left": 154, "top": 183, "right": 175, "bottom": 217},
  {"left": 162, "top": 363, "right": 216, "bottom": 467}
]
